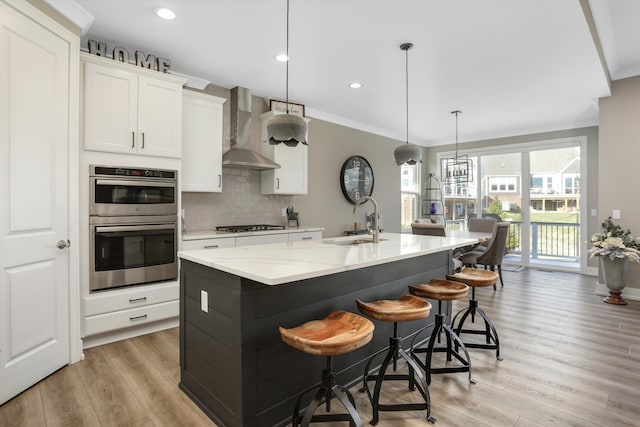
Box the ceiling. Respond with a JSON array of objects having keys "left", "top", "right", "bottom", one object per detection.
[{"left": 51, "top": 0, "right": 640, "bottom": 147}]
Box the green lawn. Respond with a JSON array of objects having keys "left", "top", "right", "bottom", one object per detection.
[{"left": 502, "top": 211, "right": 580, "bottom": 223}]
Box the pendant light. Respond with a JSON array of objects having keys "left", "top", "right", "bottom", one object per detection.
[
  {"left": 266, "top": 0, "right": 308, "bottom": 147},
  {"left": 443, "top": 110, "right": 471, "bottom": 185},
  {"left": 394, "top": 42, "right": 422, "bottom": 166}
]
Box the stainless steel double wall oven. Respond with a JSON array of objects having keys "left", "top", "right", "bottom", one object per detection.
[{"left": 89, "top": 165, "right": 178, "bottom": 292}]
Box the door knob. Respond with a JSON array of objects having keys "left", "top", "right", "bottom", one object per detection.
[{"left": 57, "top": 239, "right": 71, "bottom": 249}]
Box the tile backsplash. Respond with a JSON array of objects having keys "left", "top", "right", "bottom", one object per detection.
[{"left": 182, "top": 168, "right": 293, "bottom": 231}]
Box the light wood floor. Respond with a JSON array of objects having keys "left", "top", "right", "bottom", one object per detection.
[{"left": 1, "top": 268, "right": 639, "bottom": 427}]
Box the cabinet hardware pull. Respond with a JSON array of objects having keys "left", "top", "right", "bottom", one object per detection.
[
  {"left": 204, "top": 245, "right": 219, "bottom": 249},
  {"left": 129, "top": 314, "right": 148, "bottom": 321},
  {"left": 218, "top": 174, "right": 222, "bottom": 188},
  {"left": 276, "top": 178, "right": 280, "bottom": 189},
  {"left": 141, "top": 132, "right": 145, "bottom": 148},
  {"left": 131, "top": 131, "right": 135, "bottom": 148},
  {"left": 302, "top": 236, "right": 313, "bottom": 240},
  {"left": 129, "top": 297, "right": 147, "bottom": 304}
]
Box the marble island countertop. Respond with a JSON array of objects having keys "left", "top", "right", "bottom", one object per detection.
[
  {"left": 178, "top": 232, "right": 478, "bottom": 286},
  {"left": 181, "top": 226, "right": 325, "bottom": 241}
]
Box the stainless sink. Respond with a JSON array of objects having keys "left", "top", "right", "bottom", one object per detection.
[{"left": 324, "top": 238, "right": 388, "bottom": 246}]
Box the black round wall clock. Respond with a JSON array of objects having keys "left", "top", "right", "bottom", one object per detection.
[{"left": 340, "top": 156, "right": 374, "bottom": 204}]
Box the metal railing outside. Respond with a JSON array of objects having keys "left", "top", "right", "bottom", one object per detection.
[{"left": 445, "top": 220, "right": 580, "bottom": 262}]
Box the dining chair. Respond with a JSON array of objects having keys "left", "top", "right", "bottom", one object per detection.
[
  {"left": 458, "top": 222, "right": 510, "bottom": 290},
  {"left": 467, "top": 217, "right": 497, "bottom": 251},
  {"left": 468, "top": 217, "right": 497, "bottom": 233},
  {"left": 411, "top": 222, "right": 446, "bottom": 237}
]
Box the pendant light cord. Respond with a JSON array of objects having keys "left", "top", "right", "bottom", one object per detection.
[
  {"left": 285, "top": 0, "right": 290, "bottom": 113},
  {"left": 405, "top": 45, "right": 409, "bottom": 145},
  {"left": 452, "top": 110, "right": 461, "bottom": 160}
]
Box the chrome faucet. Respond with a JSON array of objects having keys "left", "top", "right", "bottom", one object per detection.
[{"left": 353, "top": 196, "right": 379, "bottom": 243}]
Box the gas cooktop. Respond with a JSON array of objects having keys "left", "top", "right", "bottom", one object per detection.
[{"left": 216, "top": 224, "right": 286, "bottom": 233}]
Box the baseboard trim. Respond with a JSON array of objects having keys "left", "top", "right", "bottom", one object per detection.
[
  {"left": 82, "top": 318, "right": 178, "bottom": 349},
  {"left": 595, "top": 283, "right": 640, "bottom": 302}
]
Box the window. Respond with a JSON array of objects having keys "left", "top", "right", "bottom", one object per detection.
[
  {"left": 488, "top": 176, "right": 517, "bottom": 193},
  {"left": 564, "top": 175, "right": 580, "bottom": 194},
  {"left": 401, "top": 163, "right": 420, "bottom": 230}
]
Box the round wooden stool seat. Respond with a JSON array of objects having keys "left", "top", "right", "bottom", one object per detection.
[
  {"left": 279, "top": 310, "right": 374, "bottom": 356},
  {"left": 447, "top": 268, "right": 499, "bottom": 288},
  {"left": 356, "top": 295, "right": 432, "bottom": 323},
  {"left": 409, "top": 279, "right": 469, "bottom": 301}
]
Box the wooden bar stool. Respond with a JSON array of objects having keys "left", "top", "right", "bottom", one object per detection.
[
  {"left": 279, "top": 310, "right": 374, "bottom": 427},
  {"left": 356, "top": 295, "right": 436, "bottom": 425},
  {"left": 447, "top": 268, "right": 503, "bottom": 361},
  {"left": 409, "top": 279, "right": 475, "bottom": 385}
]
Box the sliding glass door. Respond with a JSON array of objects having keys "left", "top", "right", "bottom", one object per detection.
[{"left": 439, "top": 138, "right": 585, "bottom": 271}]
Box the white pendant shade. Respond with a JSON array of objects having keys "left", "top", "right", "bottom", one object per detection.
[
  {"left": 267, "top": 113, "right": 308, "bottom": 147},
  {"left": 394, "top": 143, "right": 422, "bottom": 166}
]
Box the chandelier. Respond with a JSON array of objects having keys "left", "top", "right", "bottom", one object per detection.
[{"left": 443, "top": 110, "right": 471, "bottom": 184}]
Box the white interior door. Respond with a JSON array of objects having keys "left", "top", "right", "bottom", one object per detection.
[{"left": 0, "top": 1, "right": 70, "bottom": 405}]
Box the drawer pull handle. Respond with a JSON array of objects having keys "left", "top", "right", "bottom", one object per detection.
[
  {"left": 129, "top": 314, "right": 148, "bottom": 321},
  {"left": 302, "top": 236, "right": 313, "bottom": 240},
  {"left": 204, "top": 245, "right": 219, "bottom": 249},
  {"left": 129, "top": 297, "right": 147, "bottom": 304}
]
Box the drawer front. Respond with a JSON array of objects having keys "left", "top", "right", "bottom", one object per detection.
[
  {"left": 288, "top": 231, "right": 322, "bottom": 242},
  {"left": 181, "top": 237, "right": 235, "bottom": 251},
  {"left": 84, "top": 281, "right": 178, "bottom": 316},
  {"left": 84, "top": 300, "right": 179, "bottom": 336},
  {"left": 236, "top": 234, "right": 288, "bottom": 246}
]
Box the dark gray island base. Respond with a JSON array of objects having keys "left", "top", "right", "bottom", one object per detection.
[{"left": 179, "top": 251, "right": 450, "bottom": 427}]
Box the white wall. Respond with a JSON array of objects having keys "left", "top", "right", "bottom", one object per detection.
[
  {"left": 294, "top": 118, "right": 404, "bottom": 238},
  {"left": 599, "top": 75, "right": 640, "bottom": 292}
]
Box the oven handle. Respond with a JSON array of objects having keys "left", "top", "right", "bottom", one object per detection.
[
  {"left": 95, "top": 224, "right": 175, "bottom": 233},
  {"left": 95, "top": 179, "right": 175, "bottom": 188}
]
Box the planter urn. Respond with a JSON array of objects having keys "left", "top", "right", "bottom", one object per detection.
[{"left": 600, "top": 256, "right": 628, "bottom": 305}]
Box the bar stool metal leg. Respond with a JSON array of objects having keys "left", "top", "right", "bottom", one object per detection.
[
  {"left": 452, "top": 287, "right": 503, "bottom": 361},
  {"left": 362, "top": 323, "right": 436, "bottom": 426},
  {"left": 293, "top": 355, "right": 363, "bottom": 427},
  {"left": 411, "top": 300, "right": 475, "bottom": 385}
]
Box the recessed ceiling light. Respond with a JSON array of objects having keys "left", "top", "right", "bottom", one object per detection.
[
  {"left": 275, "top": 54, "right": 289, "bottom": 62},
  {"left": 349, "top": 82, "right": 363, "bottom": 89},
  {"left": 155, "top": 7, "right": 176, "bottom": 20}
]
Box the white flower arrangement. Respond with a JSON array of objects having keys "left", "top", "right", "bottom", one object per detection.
[{"left": 588, "top": 217, "right": 640, "bottom": 262}]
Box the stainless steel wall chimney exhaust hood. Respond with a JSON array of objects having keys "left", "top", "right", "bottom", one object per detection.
[{"left": 222, "top": 86, "right": 280, "bottom": 170}]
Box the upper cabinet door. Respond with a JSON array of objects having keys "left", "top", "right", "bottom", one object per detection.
[
  {"left": 271, "top": 143, "right": 308, "bottom": 194},
  {"left": 83, "top": 61, "right": 138, "bottom": 154},
  {"left": 259, "top": 111, "right": 309, "bottom": 195},
  {"left": 137, "top": 75, "right": 183, "bottom": 158},
  {"left": 81, "top": 53, "right": 185, "bottom": 158},
  {"left": 181, "top": 90, "right": 226, "bottom": 192}
]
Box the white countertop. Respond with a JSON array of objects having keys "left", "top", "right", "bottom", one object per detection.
[
  {"left": 178, "top": 232, "right": 478, "bottom": 286},
  {"left": 181, "top": 226, "right": 325, "bottom": 241}
]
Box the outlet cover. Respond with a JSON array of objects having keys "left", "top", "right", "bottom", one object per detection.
[
  {"left": 201, "top": 290, "right": 208, "bottom": 313},
  {"left": 612, "top": 210, "right": 621, "bottom": 219}
]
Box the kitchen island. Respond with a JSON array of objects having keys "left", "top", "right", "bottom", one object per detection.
[{"left": 178, "top": 233, "right": 478, "bottom": 427}]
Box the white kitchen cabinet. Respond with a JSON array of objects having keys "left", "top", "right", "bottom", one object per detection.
[
  {"left": 181, "top": 237, "right": 235, "bottom": 251},
  {"left": 260, "top": 111, "right": 309, "bottom": 195},
  {"left": 182, "top": 90, "right": 226, "bottom": 192},
  {"left": 236, "top": 233, "right": 289, "bottom": 246},
  {"left": 81, "top": 53, "right": 185, "bottom": 158},
  {"left": 288, "top": 231, "right": 323, "bottom": 242},
  {"left": 83, "top": 281, "right": 178, "bottom": 338}
]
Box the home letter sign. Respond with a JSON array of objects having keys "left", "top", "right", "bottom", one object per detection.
[{"left": 88, "top": 40, "right": 171, "bottom": 73}]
